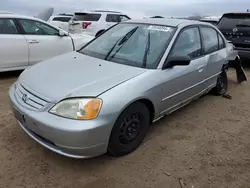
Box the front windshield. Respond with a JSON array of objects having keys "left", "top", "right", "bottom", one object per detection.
[{"left": 79, "top": 23, "right": 176, "bottom": 69}]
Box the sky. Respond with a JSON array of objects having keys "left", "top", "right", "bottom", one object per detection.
[{"left": 1, "top": 0, "right": 250, "bottom": 19}]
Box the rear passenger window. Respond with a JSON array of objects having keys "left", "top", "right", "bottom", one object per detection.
[
  {"left": 218, "top": 33, "right": 225, "bottom": 49},
  {"left": 73, "top": 13, "right": 101, "bottom": 21},
  {"left": 170, "top": 27, "right": 202, "bottom": 59},
  {"left": 0, "top": 19, "right": 18, "bottom": 34},
  {"left": 52, "top": 17, "right": 71, "bottom": 22},
  {"left": 106, "top": 14, "right": 120, "bottom": 22},
  {"left": 200, "top": 27, "right": 219, "bottom": 53}
]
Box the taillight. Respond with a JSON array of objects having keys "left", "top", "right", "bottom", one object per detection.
[{"left": 82, "top": 22, "right": 92, "bottom": 29}]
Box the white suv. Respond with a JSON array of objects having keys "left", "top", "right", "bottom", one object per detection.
[
  {"left": 47, "top": 14, "right": 73, "bottom": 31},
  {"left": 68, "top": 10, "right": 131, "bottom": 37}
]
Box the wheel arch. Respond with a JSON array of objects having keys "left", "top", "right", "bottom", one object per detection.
[{"left": 118, "top": 98, "right": 156, "bottom": 123}]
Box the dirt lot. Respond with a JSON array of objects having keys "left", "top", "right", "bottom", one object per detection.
[{"left": 0, "top": 69, "right": 250, "bottom": 188}]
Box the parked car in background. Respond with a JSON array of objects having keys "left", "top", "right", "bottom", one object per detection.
[
  {"left": 217, "top": 12, "right": 250, "bottom": 60},
  {"left": 68, "top": 10, "right": 131, "bottom": 37},
  {"left": 199, "top": 16, "right": 220, "bottom": 25},
  {"left": 9, "top": 18, "right": 240, "bottom": 159},
  {"left": 150, "top": 16, "right": 165, "bottom": 18},
  {"left": 0, "top": 13, "right": 94, "bottom": 72},
  {"left": 47, "top": 14, "right": 73, "bottom": 31}
]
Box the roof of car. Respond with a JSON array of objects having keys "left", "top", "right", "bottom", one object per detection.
[
  {"left": 125, "top": 18, "right": 207, "bottom": 27},
  {"left": 0, "top": 13, "right": 40, "bottom": 20},
  {"left": 0, "top": 13, "right": 62, "bottom": 29},
  {"left": 91, "top": 10, "right": 122, "bottom": 13},
  {"left": 0, "top": 13, "right": 56, "bottom": 23},
  {"left": 51, "top": 15, "right": 72, "bottom": 18},
  {"left": 73, "top": 11, "right": 124, "bottom": 15}
]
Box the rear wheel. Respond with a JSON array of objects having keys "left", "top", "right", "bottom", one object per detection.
[
  {"left": 211, "top": 70, "right": 228, "bottom": 95},
  {"left": 108, "top": 102, "right": 150, "bottom": 157}
]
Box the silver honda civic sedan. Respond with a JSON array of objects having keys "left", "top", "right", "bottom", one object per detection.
[{"left": 9, "top": 18, "right": 238, "bottom": 158}]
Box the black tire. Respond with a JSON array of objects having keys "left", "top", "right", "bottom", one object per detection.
[
  {"left": 211, "top": 70, "right": 228, "bottom": 95},
  {"left": 108, "top": 102, "right": 150, "bottom": 157}
]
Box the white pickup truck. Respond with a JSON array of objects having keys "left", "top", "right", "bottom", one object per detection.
[{"left": 0, "top": 13, "right": 94, "bottom": 72}]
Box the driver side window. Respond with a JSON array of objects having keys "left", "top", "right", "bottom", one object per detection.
[
  {"left": 19, "top": 19, "right": 59, "bottom": 35},
  {"left": 169, "top": 27, "right": 202, "bottom": 59}
]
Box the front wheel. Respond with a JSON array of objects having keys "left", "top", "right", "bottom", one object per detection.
[
  {"left": 108, "top": 102, "right": 150, "bottom": 157},
  {"left": 211, "top": 70, "right": 228, "bottom": 95}
]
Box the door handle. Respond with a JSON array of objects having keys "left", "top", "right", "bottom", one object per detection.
[
  {"left": 29, "top": 40, "right": 39, "bottom": 44},
  {"left": 197, "top": 65, "right": 204, "bottom": 72}
]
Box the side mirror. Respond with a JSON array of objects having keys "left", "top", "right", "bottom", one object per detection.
[
  {"left": 58, "top": 30, "right": 68, "bottom": 37},
  {"left": 163, "top": 56, "right": 191, "bottom": 69}
]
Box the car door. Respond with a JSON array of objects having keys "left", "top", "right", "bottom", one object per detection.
[
  {"left": 17, "top": 19, "right": 74, "bottom": 65},
  {"left": 0, "top": 18, "right": 28, "bottom": 70},
  {"left": 199, "top": 26, "right": 227, "bottom": 88},
  {"left": 160, "top": 26, "right": 208, "bottom": 115}
]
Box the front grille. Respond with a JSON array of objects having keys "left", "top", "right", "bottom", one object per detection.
[{"left": 15, "top": 83, "right": 50, "bottom": 110}]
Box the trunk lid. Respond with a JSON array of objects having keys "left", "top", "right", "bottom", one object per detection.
[{"left": 68, "top": 12, "right": 101, "bottom": 34}]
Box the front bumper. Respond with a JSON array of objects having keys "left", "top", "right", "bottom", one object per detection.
[{"left": 9, "top": 83, "right": 114, "bottom": 159}]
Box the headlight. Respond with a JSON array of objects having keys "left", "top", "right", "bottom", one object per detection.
[{"left": 50, "top": 98, "right": 102, "bottom": 120}]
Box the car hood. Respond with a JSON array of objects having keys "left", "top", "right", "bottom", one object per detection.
[
  {"left": 69, "top": 34, "right": 95, "bottom": 50},
  {"left": 19, "top": 52, "right": 146, "bottom": 102}
]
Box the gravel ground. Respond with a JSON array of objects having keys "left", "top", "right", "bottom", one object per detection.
[{"left": 0, "top": 69, "right": 250, "bottom": 188}]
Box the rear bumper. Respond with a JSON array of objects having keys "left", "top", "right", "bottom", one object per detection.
[{"left": 235, "top": 48, "right": 250, "bottom": 59}]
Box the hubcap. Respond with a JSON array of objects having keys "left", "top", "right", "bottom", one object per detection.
[
  {"left": 217, "top": 74, "right": 226, "bottom": 94},
  {"left": 119, "top": 113, "right": 141, "bottom": 144},
  {"left": 218, "top": 75, "right": 224, "bottom": 89}
]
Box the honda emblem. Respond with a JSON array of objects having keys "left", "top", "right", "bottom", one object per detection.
[{"left": 22, "top": 94, "right": 29, "bottom": 102}]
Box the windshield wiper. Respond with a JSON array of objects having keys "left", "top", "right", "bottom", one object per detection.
[
  {"left": 104, "top": 26, "right": 139, "bottom": 60},
  {"left": 142, "top": 31, "right": 151, "bottom": 68},
  {"left": 236, "top": 24, "right": 250, "bottom": 27}
]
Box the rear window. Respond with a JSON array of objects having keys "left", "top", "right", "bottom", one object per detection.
[
  {"left": 217, "top": 14, "right": 250, "bottom": 29},
  {"left": 52, "top": 17, "right": 71, "bottom": 22},
  {"left": 73, "top": 13, "right": 101, "bottom": 21}
]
